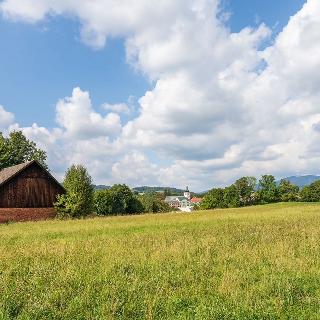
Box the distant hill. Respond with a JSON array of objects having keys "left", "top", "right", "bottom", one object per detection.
[
  {"left": 94, "top": 177, "right": 320, "bottom": 194},
  {"left": 132, "top": 186, "right": 185, "bottom": 194},
  {"left": 94, "top": 185, "right": 111, "bottom": 190},
  {"left": 279, "top": 175, "right": 320, "bottom": 188},
  {"left": 93, "top": 185, "right": 186, "bottom": 194}
]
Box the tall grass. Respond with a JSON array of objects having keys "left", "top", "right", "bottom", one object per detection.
[{"left": 1, "top": 203, "right": 320, "bottom": 319}]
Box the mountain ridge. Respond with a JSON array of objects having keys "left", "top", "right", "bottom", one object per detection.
[{"left": 278, "top": 175, "right": 320, "bottom": 188}]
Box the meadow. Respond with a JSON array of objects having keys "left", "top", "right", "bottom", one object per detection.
[{"left": 1, "top": 203, "right": 320, "bottom": 319}]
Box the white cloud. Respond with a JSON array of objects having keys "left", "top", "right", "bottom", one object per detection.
[
  {"left": 56, "top": 87, "right": 121, "bottom": 139},
  {"left": 112, "top": 152, "right": 159, "bottom": 186},
  {"left": 2, "top": 0, "right": 320, "bottom": 190},
  {"left": 102, "top": 103, "right": 130, "bottom": 114},
  {"left": 0, "top": 105, "right": 15, "bottom": 129}
]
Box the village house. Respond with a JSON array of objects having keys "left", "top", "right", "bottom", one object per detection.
[
  {"left": 165, "top": 187, "right": 202, "bottom": 211},
  {"left": 165, "top": 196, "right": 189, "bottom": 208},
  {"left": 190, "top": 197, "right": 202, "bottom": 206},
  {"left": 0, "top": 160, "right": 65, "bottom": 222}
]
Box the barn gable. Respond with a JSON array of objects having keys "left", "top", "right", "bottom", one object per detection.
[
  {"left": 0, "top": 161, "right": 32, "bottom": 186},
  {"left": 0, "top": 160, "right": 65, "bottom": 208}
]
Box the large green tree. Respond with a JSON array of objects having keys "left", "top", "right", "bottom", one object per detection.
[
  {"left": 94, "top": 184, "right": 145, "bottom": 215},
  {"left": 223, "top": 184, "right": 240, "bottom": 208},
  {"left": 234, "top": 176, "right": 257, "bottom": 206},
  {"left": 278, "top": 179, "right": 299, "bottom": 202},
  {"left": 257, "top": 175, "right": 279, "bottom": 204},
  {"left": 110, "top": 184, "right": 139, "bottom": 214},
  {"left": 55, "top": 165, "right": 94, "bottom": 218},
  {"left": 300, "top": 180, "right": 320, "bottom": 202},
  {"left": 94, "top": 189, "right": 114, "bottom": 215},
  {"left": 138, "top": 192, "right": 171, "bottom": 213},
  {"left": 200, "top": 188, "right": 225, "bottom": 210},
  {"left": 0, "top": 131, "right": 47, "bottom": 170}
]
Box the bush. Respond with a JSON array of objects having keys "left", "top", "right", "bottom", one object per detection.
[
  {"left": 300, "top": 180, "right": 320, "bottom": 202},
  {"left": 94, "top": 189, "right": 113, "bottom": 215},
  {"left": 200, "top": 188, "right": 225, "bottom": 210},
  {"left": 138, "top": 192, "right": 171, "bottom": 213},
  {"left": 278, "top": 179, "right": 299, "bottom": 202},
  {"left": 55, "top": 165, "right": 94, "bottom": 218},
  {"left": 94, "top": 184, "right": 144, "bottom": 216}
]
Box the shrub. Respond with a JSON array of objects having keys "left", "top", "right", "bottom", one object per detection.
[
  {"left": 278, "top": 179, "right": 299, "bottom": 202},
  {"left": 300, "top": 180, "right": 320, "bottom": 202},
  {"left": 55, "top": 165, "right": 94, "bottom": 218},
  {"left": 200, "top": 188, "right": 225, "bottom": 210},
  {"left": 94, "top": 184, "right": 144, "bottom": 216}
]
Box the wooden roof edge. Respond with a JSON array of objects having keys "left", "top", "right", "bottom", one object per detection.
[
  {"left": 31, "top": 160, "right": 66, "bottom": 192},
  {"left": 0, "top": 161, "right": 31, "bottom": 187},
  {"left": 0, "top": 160, "right": 65, "bottom": 191}
]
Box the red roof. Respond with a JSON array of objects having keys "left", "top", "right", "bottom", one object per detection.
[{"left": 191, "top": 197, "right": 202, "bottom": 203}]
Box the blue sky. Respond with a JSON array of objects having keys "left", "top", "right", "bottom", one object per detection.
[
  {"left": 0, "top": 17, "right": 149, "bottom": 127},
  {"left": 0, "top": 0, "right": 305, "bottom": 127},
  {"left": 1, "top": 0, "right": 319, "bottom": 190},
  {"left": 222, "top": 0, "right": 305, "bottom": 32}
]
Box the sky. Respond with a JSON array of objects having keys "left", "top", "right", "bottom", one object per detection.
[{"left": 0, "top": 0, "right": 318, "bottom": 191}]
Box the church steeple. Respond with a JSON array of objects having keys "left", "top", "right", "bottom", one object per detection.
[{"left": 184, "top": 186, "right": 191, "bottom": 200}]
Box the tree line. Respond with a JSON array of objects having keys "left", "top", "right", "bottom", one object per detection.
[
  {"left": 2, "top": 131, "right": 320, "bottom": 218},
  {"left": 200, "top": 175, "right": 320, "bottom": 210},
  {"left": 0, "top": 131, "right": 171, "bottom": 218},
  {"left": 54, "top": 165, "right": 172, "bottom": 218}
]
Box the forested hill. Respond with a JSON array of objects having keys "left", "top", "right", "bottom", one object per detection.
[
  {"left": 93, "top": 185, "right": 185, "bottom": 194},
  {"left": 94, "top": 185, "right": 111, "bottom": 190},
  {"left": 94, "top": 177, "right": 320, "bottom": 193},
  {"left": 132, "top": 186, "right": 185, "bottom": 194},
  {"left": 279, "top": 175, "right": 320, "bottom": 188}
]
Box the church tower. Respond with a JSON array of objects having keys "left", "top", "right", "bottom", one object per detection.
[{"left": 184, "top": 186, "right": 191, "bottom": 200}]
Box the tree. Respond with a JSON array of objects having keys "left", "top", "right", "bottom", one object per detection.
[
  {"left": 93, "top": 184, "right": 145, "bottom": 216},
  {"left": 278, "top": 179, "right": 299, "bottom": 202},
  {"left": 163, "top": 188, "right": 172, "bottom": 197},
  {"left": 94, "top": 189, "right": 113, "bottom": 215},
  {"left": 257, "top": 175, "right": 279, "bottom": 204},
  {"left": 55, "top": 165, "right": 94, "bottom": 218},
  {"left": 234, "top": 176, "right": 257, "bottom": 206},
  {"left": 223, "top": 184, "right": 240, "bottom": 208},
  {"left": 138, "top": 192, "right": 171, "bottom": 213},
  {"left": 153, "top": 199, "right": 172, "bottom": 213},
  {"left": 200, "top": 188, "right": 225, "bottom": 210},
  {"left": 109, "top": 184, "right": 133, "bottom": 214},
  {"left": 0, "top": 131, "right": 47, "bottom": 170},
  {"left": 139, "top": 191, "right": 155, "bottom": 213},
  {"left": 300, "top": 180, "right": 320, "bottom": 202}
]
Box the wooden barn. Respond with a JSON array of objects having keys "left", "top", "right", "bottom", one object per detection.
[{"left": 0, "top": 160, "right": 65, "bottom": 222}]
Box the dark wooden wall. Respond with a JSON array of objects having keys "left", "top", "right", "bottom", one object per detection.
[{"left": 0, "top": 163, "right": 64, "bottom": 208}]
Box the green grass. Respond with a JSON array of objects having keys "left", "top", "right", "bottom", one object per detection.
[{"left": 1, "top": 203, "right": 320, "bottom": 319}]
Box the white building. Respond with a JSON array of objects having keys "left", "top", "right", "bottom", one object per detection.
[
  {"left": 164, "top": 196, "right": 189, "bottom": 208},
  {"left": 164, "top": 186, "right": 197, "bottom": 212},
  {"left": 184, "top": 186, "right": 191, "bottom": 200}
]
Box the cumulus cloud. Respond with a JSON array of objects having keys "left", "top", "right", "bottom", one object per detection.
[
  {"left": 56, "top": 87, "right": 121, "bottom": 139},
  {"left": 112, "top": 152, "right": 159, "bottom": 186},
  {"left": 102, "top": 103, "right": 130, "bottom": 114},
  {"left": 0, "top": 105, "right": 15, "bottom": 129},
  {"left": 1, "top": 0, "right": 320, "bottom": 190}
]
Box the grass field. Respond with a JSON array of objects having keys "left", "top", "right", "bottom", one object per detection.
[{"left": 1, "top": 203, "right": 320, "bottom": 319}]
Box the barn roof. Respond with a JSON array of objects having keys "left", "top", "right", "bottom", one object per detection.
[
  {"left": 0, "top": 160, "right": 64, "bottom": 189},
  {"left": 0, "top": 161, "right": 33, "bottom": 186}
]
